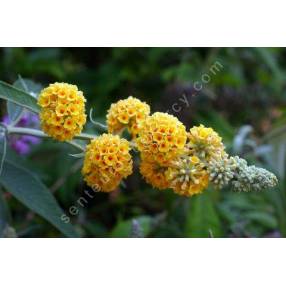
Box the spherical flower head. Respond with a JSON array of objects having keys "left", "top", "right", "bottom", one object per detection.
[
  {"left": 140, "top": 159, "right": 170, "bottom": 190},
  {"left": 82, "top": 134, "right": 133, "bottom": 192},
  {"left": 38, "top": 82, "right": 87, "bottom": 141},
  {"left": 188, "top": 124, "right": 225, "bottom": 162},
  {"left": 208, "top": 155, "right": 237, "bottom": 189},
  {"left": 136, "top": 112, "right": 187, "bottom": 165},
  {"left": 106, "top": 96, "right": 150, "bottom": 138},
  {"left": 165, "top": 155, "right": 209, "bottom": 197}
]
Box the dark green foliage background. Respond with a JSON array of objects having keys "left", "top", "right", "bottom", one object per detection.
[{"left": 0, "top": 47, "right": 286, "bottom": 237}]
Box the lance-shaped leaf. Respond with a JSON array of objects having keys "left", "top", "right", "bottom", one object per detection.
[
  {"left": 0, "top": 143, "right": 79, "bottom": 238},
  {"left": 0, "top": 189, "right": 11, "bottom": 237},
  {"left": 7, "top": 77, "right": 42, "bottom": 124},
  {"left": 0, "top": 80, "right": 40, "bottom": 114}
]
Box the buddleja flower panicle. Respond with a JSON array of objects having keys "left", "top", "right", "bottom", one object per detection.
[
  {"left": 37, "top": 89, "right": 278, "bottom": 196},
  {"left": 188, "top": 124, "right": 225, "bottom": 162},
  {"left": 38, "top": 82, "right": 86, "bottom": 141},
  {"left": 140, "top": 159, "right": 169, "bottom": 190},
  {"left": 82, "top": 134, "right": 133, "bottom": 192},
  {"left": 106, "top": 96, "right": 150, "bottom": 138},
  {"left": 208, "top": 155, "right": 237, "bottom": 189},
  {"left": 165, "top": 155, "right": 209, "bottom": 197},
  {"left": 136, "top": 112, "right": 187, "bottom": 165}
]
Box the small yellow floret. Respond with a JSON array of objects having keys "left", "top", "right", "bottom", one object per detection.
[
  {"left": 140, "top": 160, "right": 170, "bottom": 190},
  {"left": 136, "top": 112, "right": 187, "bottom": 165},
  {"left": 82, "top": 134, "right": 133, "bottom": 192},
  {"left": 106, "top": 96, "right": 150, "bottom": 138},
  {"left": 38, "top": 83, "right": 87, "bottom": 141}
]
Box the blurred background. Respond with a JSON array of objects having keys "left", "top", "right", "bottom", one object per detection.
[{"left": 0, "top": 47, "right": 286, "bottom": 238}]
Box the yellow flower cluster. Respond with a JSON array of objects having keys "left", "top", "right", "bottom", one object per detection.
[
  {"left": 135, "top": 112, "right": 210, "bottom": 196},
  {"left": 35, "top": 88, "right": 277, "bottom": 196},
  {"left": 136, "top": 112, "right": 187, "bottom": 165},
  {"left": 82, "top": 134, "right": 133, "bottom": 192},
  {"left": 140, "top": 160, "right": 169, "bottom": 190},
  {"left": 134, "top": 113, "right": 217, "bottom": 196},
  {"left": 165, "top": 155, "right": 209, "bottom": 196},
  {"left": 187, "top": 124, "right": 225, "bottom": 161},
  {"left": 106, "top": 96, "right": 150, "bottom": 138},
  {"left": 38, "top": 83, "right": 86, "bottom": 141}
]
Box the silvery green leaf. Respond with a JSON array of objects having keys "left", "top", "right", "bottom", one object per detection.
[
  {"left": 233, "top": 125, "right": 254, "bottom": 154},
  {"left": 14, "top": 76, "right": 43, "bottom": 98},
  {"left": 0, "top": 189, "right": 11, "bottom": 237},
  {"left": 2, "top": 225, "right": 17, "bottom": 238},
  {"left": 0, "top": 128, "right": 7, "bottom": 176},
  {"left": 0, "top": 81, "right": 40, "bottom": 113},
  {"left": 0, "top": 141, "right": 79, "bottom": 238},
  {"left": 262, "top": 126, "right": 286, "bottom": 179},
  {"left": 7, "top": 77, "right": 43, "bottom": 124}
]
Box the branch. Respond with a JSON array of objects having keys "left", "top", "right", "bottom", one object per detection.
[
  {"left": 7, "top": 126, "right": 96, "bottom": 141},
  {"left": 6, "top": 126, "right": 97, "bottom": 152}
]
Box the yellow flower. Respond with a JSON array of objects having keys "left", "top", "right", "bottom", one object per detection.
[
  {"left": 136, "top": 112, "right": 187, "bottom": 165},
  {"left": 50, "top": 114, "right": 64, "bottom": 126},
  {"left": 55, "top": 104, "right": 68, "bottom": 117},
  {"left": 188, "top": 124, "right": 225, "bottom": 162},
  {"left": 64, "top": 117, "right": 77, "bottom": 130},
  {"left": 68, "top": 103, "right": 80, "bottom": 115},
  {"left": 82, "top": 134, "right": 133, "bottom": 192},
  {"left": 106, "top": 96, "right": 150, "bottom": 138},
  {"left": 165, "top": 155, "right": 209, "bottom": 197},
  {"left": 38, "top": 94, "right": 50, "bottom": 107},
  {"left": 140, "top": 160, "right": 170, "bottom": 190},
  {"left": 38, "top": 83, "right": 87, "bottom": 141}
]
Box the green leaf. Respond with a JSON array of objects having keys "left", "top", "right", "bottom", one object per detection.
[
  {"left": 2, "top": 226, "right": 17, "bottom": 238},
  {"left": 6, "top": 78, "right": 26, "bottom": 123},
  {"left": 0, "top": 132, "right": 7, "bottom": 176},
  {"left": 6, "top": 77, "right": 42, "bottom": 124},
  {"left": 255, "top": 48, "right": 285, "bottom": 91},
  {"left": 262, "top": 125, "right": 286, "bottom": 179},
  {"left": 0, "top": 80, "right": 40, "bottom": 113},
  {"left": 7, "top": 101, "right": 23, "bottom": 124},
  {"left": 186, "top": 191, "right": 223, "bottom": 238},
  {"left": 245, "top": 211, "right": 278, "bottom": 229},
  {"left": 0, "top": 147, "right": 79, "bottom": 238},
  {"left": 14, "top": 77, "right": 42, "bottom": 98},
  {"left": 0, "top": 189, "right": 11, "bottom": 237}
]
